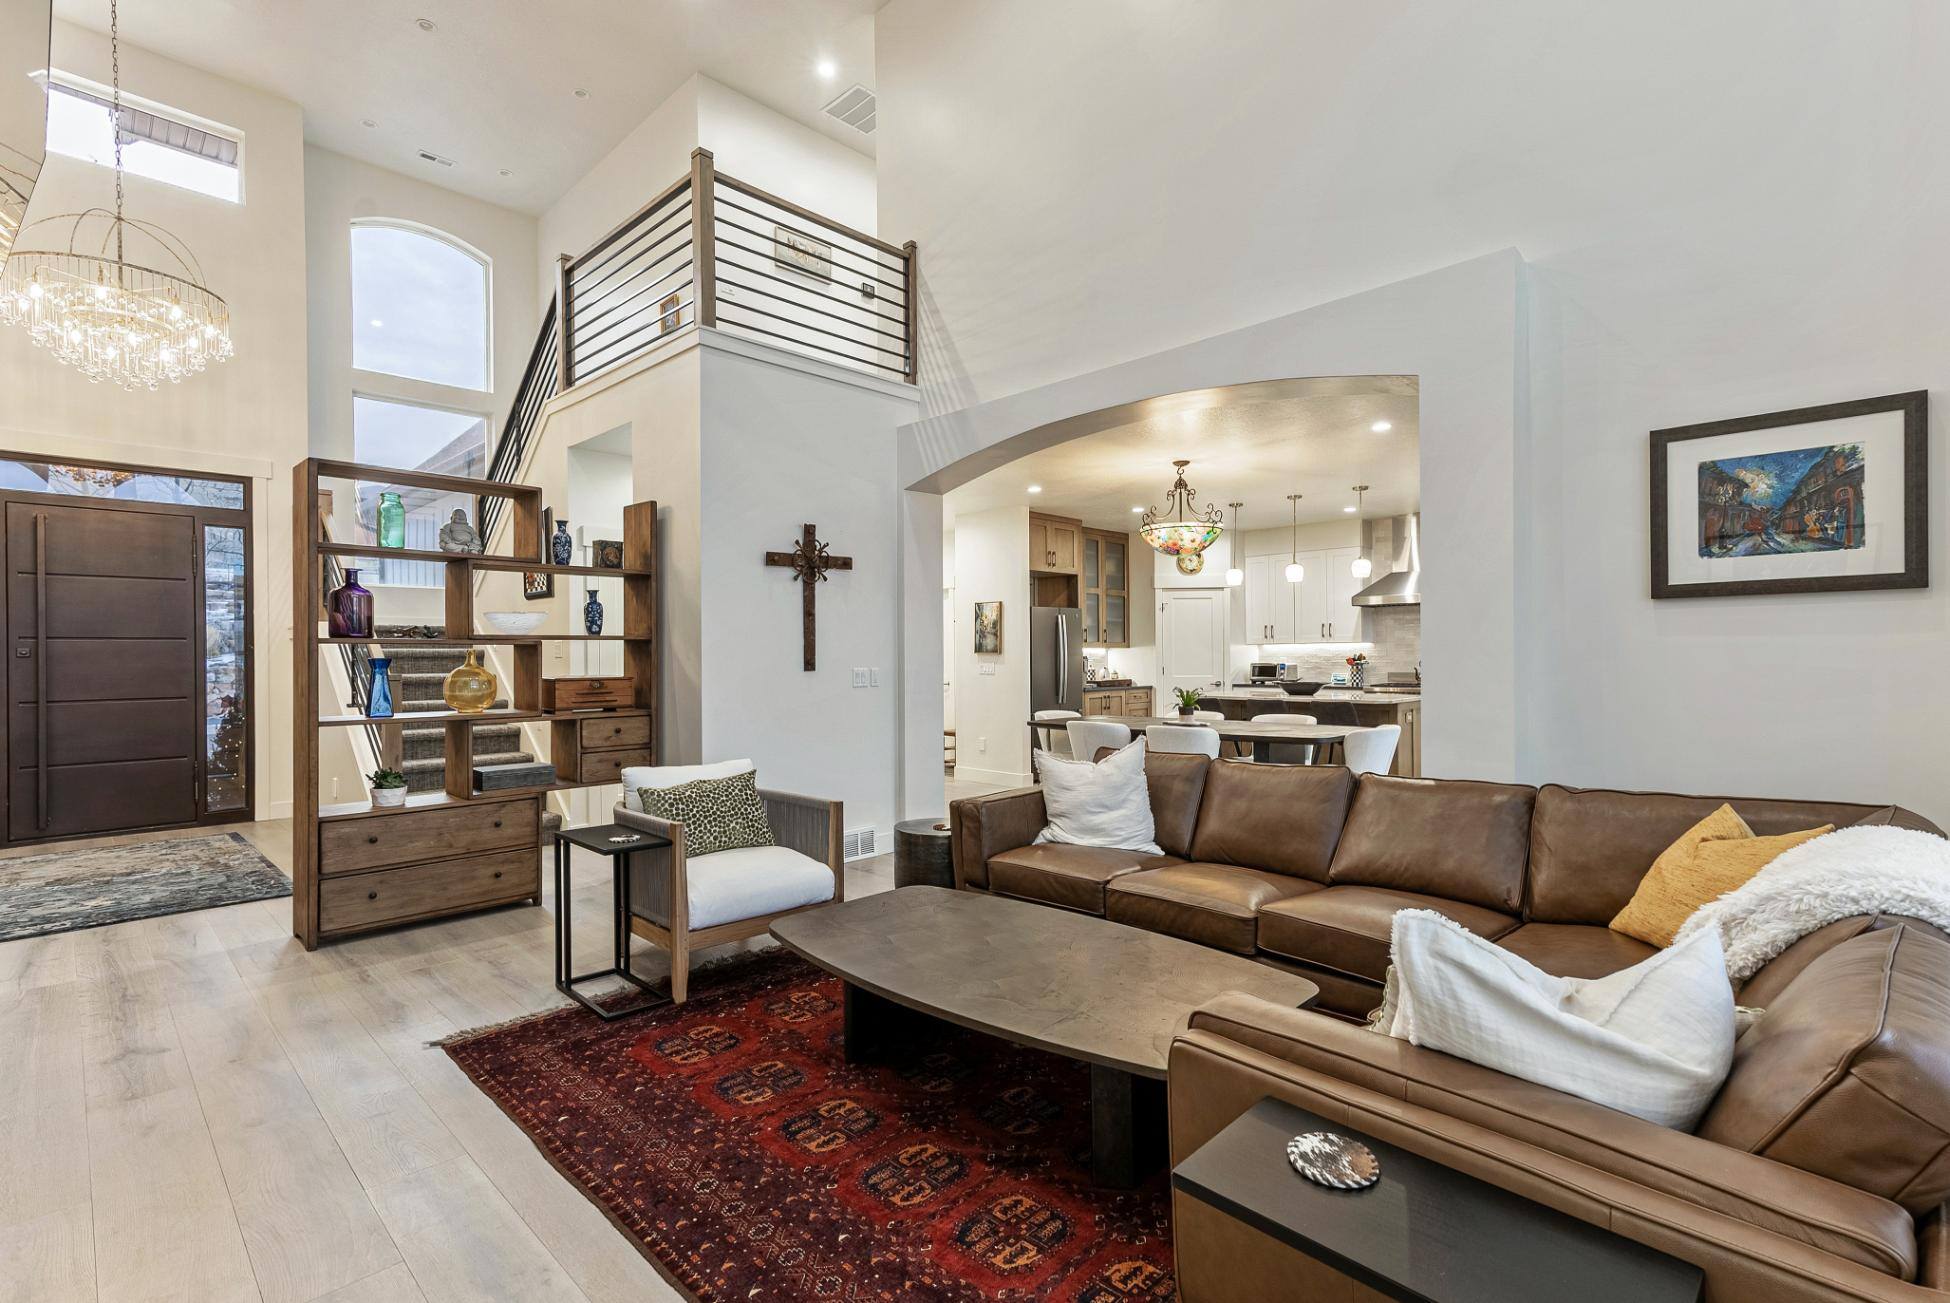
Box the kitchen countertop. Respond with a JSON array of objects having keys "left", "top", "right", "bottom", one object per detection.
[
  {"left": 1205, "top": 687, "right": 1420, "bottom": 706},
  {"left": 1083, "top": 682, "right": 1153, "bottom": 692}
]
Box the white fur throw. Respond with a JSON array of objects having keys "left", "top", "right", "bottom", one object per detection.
[{"left": 1675, "top": 825, "right": 1950, "bottom": 982}]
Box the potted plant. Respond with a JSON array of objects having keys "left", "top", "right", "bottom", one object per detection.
[
  {"left": 367, "top": 767, "right": 409, "bottom": 809},
  {"left": 1173, "top": 686, "right": 1203, "bottom": 718}
]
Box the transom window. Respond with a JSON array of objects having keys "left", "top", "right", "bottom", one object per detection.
[
  {"left": 352, "top": 221, "right": 491, "bottom": 391},
  {"left": 43, "top": 73, "right": 242, "bottom": 203}
]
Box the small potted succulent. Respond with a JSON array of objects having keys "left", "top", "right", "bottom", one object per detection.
[
  {"left": 1172, "top": 686, "right": 1203, "bottom": 718},
  {"left": 367, "top": 767, "right": 409, "bottom": 809}
]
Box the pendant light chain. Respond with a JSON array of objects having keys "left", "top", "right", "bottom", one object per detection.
[{"left": 111, "top": 0, "right": 124, "bottom": 280}]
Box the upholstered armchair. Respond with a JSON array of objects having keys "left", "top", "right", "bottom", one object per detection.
[{"left": 614, "top": 787, "right": 843, "bottom": 1002}]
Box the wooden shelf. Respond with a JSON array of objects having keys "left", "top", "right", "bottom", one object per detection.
[
  {"left": 316, "top": 543, "right": 486, "bottom": 565},
  {"left": 319, "top": 708, "right": 546, "bottom": 727},
  {"left": 318, "top": 634, "right": 648, "bottom": 645},
  {"left": 468, "top": 559, "right": 652, "bottom": 578},
  {"left": 316, "top": 776, "right": 624, "bottom": 822}
]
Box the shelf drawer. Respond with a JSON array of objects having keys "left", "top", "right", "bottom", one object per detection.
[
  {"left": 579, "top": 714, "right": 651, "bottom": 751},
  {"left": 318, "top": 796, "right": 537, "bottom": 875},
  {"left": 577, "top": 747, "right": 653, "bottom": 785},
  {"left": 320, "top": 848, "right": 537, "bottom": 934}
]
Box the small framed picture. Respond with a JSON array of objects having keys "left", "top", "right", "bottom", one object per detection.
[
  {"left": 973, "top": 600, "right": 1002, "bottom": 654},
  {"left": 658, "top": 292, "right": 683, "bottom": 335},
  {"left": 525, "top": 507, "right": 556, "bottom": 600},
  {"left": 773, "top": 224, "right": 833, "bottom": 282},
  {"left": 592, "top": 538, "right": 624, "bottom": 569},
  {"left": 1651, "top": 391, "right": 1928, "bottom": 599}
]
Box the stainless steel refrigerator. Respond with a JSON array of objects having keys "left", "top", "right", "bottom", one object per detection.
[{"left": 1030, "top": 606, "right": 1085, "bottom": 714}]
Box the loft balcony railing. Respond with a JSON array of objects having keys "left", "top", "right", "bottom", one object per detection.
[{"left": 479, "top": 147, "right": 915, "bottom": 541}]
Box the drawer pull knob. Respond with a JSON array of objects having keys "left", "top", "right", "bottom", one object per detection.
[
  {"left": 492, "top": 819, "right": 502, "bottom": 828},
  {"left": 367, "top": 835, "right": 379, "bottom": 844},
  {"left": 493, "top": 870, "right": 503, "bottom": 879},
  {"left": 367, "top": 890, "right": 378, "bottom": 901}
]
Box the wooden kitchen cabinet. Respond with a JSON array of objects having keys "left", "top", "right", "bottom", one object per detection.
[
  {"left": 1082, "top": 687, "right": 1153, "bottom": 717},
  {"left": 1081, "top": 527, "right": 1131, "bottom": 646},
  {"left": 1031, "top": 512, "right": 1082, "bottom": 576}
]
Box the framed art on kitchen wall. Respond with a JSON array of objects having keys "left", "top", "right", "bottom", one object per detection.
[{"left": 1651, "top": 390, "right": 1928, "bottom": 598}]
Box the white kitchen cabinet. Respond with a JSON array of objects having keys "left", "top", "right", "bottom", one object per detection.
[
  {"left": 1244, "top": 550, "right": 1343, "bottom": 643},
  {"left": 1324, "top": 545, "right": 1365, "bottom": 642},
  {"left": 1290, "top": 551, "right": 1327, "bottom": 643},
  {"left": 1243, "top": 555, "right": 1279, "bottom": 642}
]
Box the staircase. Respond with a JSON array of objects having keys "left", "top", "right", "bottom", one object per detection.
[{"left": 375, "top": 632, "right": 534, "bottom": 792}]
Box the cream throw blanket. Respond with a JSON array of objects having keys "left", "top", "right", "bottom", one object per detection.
[{"left": 1675, "top": 825, "right": 1950, "bottom": 983}]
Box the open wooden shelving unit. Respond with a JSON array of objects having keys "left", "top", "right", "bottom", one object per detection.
[{"left": 292, "top": 457, "right": 659, "bottom": 949}]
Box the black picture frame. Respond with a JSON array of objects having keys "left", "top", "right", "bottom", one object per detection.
[
  {"left": 524, "top": 508, "right": 555, "bottom": 600},
  {"left": 1650, "top": 390, "right": 1928, "bottom": 599}
]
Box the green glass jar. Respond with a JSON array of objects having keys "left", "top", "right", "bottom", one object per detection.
[{"left": 378, "top": 491, "right": 406, "bottom": 549}]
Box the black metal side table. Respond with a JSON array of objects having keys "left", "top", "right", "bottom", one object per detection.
[{"left": 554, "top": 822, "right": 674, "bottom": 1021}]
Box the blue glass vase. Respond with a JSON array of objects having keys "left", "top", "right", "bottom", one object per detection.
[
  {"left": 551, "top": 520, "right": 574, "bottom": 565},
  {"left": 583, "top": 588, "right": 604, "bottom": 635},
  {"left": 366, "top": 657, "right": 395, "bottom": 719}
]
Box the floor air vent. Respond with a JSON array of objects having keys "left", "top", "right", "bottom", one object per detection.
[
  {"left": 822, "top": 84, "right": 877, "bottom": 135},
  {"left": 842, "top": 826, "right": 878, "bottom": 861}
]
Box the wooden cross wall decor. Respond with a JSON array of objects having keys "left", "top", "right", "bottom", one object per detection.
[{"left": 765, "top": 523, "right": 853, "bottom": 671}]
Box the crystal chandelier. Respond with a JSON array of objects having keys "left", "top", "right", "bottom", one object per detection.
[
  {"left": 0, "top": 0, "right": 232, "bottom": 390},
  {"left": 1139, "top": 459, "right": 1225, "bottom": 557}
]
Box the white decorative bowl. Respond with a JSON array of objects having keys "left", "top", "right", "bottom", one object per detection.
[{"left": 482, "top": 611, "right": 548, "bottom": 635}]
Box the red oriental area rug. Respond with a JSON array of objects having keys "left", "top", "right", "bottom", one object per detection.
[{"left": 440, "top": 950, "right": 1177, "bottom": 1301}]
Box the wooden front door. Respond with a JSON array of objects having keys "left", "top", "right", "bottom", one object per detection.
[{"left": 7, "top": 500, "right": 201, "bottom": 841}]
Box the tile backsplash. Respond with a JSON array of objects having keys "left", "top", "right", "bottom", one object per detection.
[{"left": 1249, "top": 605, "right": 1420, "bottom": 681}]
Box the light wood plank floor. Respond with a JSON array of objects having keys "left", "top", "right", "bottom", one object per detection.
[{"left": 0, "top": 819, "right": 908, "bottom": 1303}]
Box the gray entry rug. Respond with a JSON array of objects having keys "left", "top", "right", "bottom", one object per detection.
[{"left": 0, "top": 832, "right": 291, "bottom": 942}]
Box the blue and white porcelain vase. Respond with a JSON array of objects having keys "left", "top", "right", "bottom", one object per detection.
[
  {"left": 550, "top": 519, "right": 574, "bottom": 565},
  {"left": 583, "top": 588, "right": 604, "bottom": 635},
  {"left": 365, "top": 657, "right": 395, "bottom": 719}
]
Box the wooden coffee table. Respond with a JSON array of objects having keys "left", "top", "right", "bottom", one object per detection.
[{"left": 771, "top": 885, "right": 1319, "bottom": 1186}]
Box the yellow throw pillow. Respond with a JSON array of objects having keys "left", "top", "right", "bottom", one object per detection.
[{"left": 1610, "top": 804, "right": 1832, "bottom": 947}]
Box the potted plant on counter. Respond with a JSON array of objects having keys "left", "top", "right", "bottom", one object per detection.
[
  {"left": 368, "top": 767, "right": 409, "bottom": 809},
  {"left": 1173, "top": 686, "right": 1203, "bottom": 718}
]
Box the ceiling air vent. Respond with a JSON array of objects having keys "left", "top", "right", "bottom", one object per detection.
[
  {"left": 822, "top": 84, "right": 877, "bottom": 135},
  {"left": 417, "top": 149, "right": 456, "bottom": 168}
]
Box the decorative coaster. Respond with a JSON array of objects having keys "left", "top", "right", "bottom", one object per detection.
[{"left": 1286, "top": 1132, "right": 1381, "bottom": 1190}]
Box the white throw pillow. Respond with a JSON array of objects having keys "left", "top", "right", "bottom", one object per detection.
[
  {"left": 1032, "top": 737, "right": 1160, "bottom": 854},
  {"left": 1374, "top": 909, "right": 1735, "bottom": 1129},
  {"left": 621, "top": 758, "right": 754, "bottom": 812}
]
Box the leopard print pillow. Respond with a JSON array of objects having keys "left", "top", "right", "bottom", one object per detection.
[{"left": 637, "top": 770, "right": 775, "bottom": 858}]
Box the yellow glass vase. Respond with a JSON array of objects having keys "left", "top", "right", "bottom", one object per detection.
[{"left": 442, "top": 648, "right": 499, "bottom": 714}]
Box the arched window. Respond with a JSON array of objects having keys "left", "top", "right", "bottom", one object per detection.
[{"left": 351, "top": 221, "right": 490, "bottom": 391}]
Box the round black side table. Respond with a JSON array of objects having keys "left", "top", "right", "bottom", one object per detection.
[{"left": 894, "top": 817, "right": 955, "bottom": 889}]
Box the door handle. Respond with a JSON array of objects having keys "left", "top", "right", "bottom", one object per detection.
[{"left": 34, "top": 512, "right": 47, "bottom": 832}]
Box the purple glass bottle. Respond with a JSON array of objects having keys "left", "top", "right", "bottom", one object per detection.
[{"left": 328, "top": 567, "right": 374, "bottom": 638}]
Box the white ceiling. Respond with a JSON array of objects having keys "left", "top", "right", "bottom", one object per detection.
[
  {"left": 943, "top": 377, "right": 1421, "bottom": 534},
  {"left": 54, "top": 0, "right": 882, "bottom": 214}
]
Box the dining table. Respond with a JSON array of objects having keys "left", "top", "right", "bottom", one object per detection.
[{"left": 1027, "top": 715, "right": 1354, "bottom": 765}]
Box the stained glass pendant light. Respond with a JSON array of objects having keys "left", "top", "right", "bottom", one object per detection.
[
  {"left": 1139, "top": 459, "right": 1225, "bottom": 558},
  {"left": 1284, "top": 493, "right": 1305, "bottom": 583},
  {"left": 1349, "top": 485, "right": 1373, "bottom": 579},
  {"left": 0, "top": 0, "right": 233, "bottom": 390},
  {"left": 1224, "top": 502, "right": 1245, "bottom": 586}
]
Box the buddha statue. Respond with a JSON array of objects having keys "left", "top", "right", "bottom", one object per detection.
[{"left": 438, "top": 508, "right": 484, "bottom": 554}]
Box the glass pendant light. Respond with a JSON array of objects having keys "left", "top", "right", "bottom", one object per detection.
[
  {"left": 1349, "top": 485, "right": 1373, "bottom": 579},
  {"left": 1139, "top": 459, "right": 1225, "bottom": 558},
  {"left": 1284, "top": 494, "right": 1305, "bottom": 583},
  {"left": 1223, "top": 502, "right": 1245, "bottom": 586}
]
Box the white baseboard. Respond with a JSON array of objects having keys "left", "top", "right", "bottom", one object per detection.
[{"left": 952, "top": 765, "right": 1031, "bottom": 789}]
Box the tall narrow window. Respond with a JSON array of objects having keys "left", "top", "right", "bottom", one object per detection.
[{"left": 351, "top": 222, "right": 490, "bottom": 390}]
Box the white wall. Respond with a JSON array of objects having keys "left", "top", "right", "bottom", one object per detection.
[
  {"left": 950, "top": 506, "right": 1033, "bottom": 785},
  {"left": 879, "top": 0, "right": 1950, "bottom": 821},
  {"left": 696, "top": 78, "right": 878, "bottom": 237},
  {"left": 3, "top": 23, "right": 306, "bottom": 817}
]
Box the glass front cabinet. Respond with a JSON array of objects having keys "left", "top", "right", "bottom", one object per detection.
[{"left": 1082, "top": 528, "right": 1131, "bottom": 647}]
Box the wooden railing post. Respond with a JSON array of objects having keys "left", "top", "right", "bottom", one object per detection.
[
  {"left": 902, "top": 239, "right": 919, "bottom": 384},
  {"left": 690, "top": 147, "right": 717, "bottom": 328},
  {"left": 555, "top": 253, "right": 574, "bottom": 391}
]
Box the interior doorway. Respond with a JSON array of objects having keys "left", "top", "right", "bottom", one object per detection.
[
  {"left": 1157, "top": 589, "right": 1227, "bottom": 700},
  {"left": 0, "top": 454, "right": 253, "bottom": 844}
]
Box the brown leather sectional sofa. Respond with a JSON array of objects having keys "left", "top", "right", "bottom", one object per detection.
[{"left": 949, "top": 758, "right": 1950, "bottom": 1301}]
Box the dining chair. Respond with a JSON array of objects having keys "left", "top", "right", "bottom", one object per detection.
[
  {"left": 1067, "top": 718, "right": 1133, "bottom": 762},
  {"left": 1145, "top": 724, "right": 1221, "bottom": 758},
  {"left": 1343, "top": 724, "right": 1402, "bottom": 777},
  {"left": 1251, "top": 712, "right": 1318, "bottom": 765},
  {"left": 1032, "top": 708, "right": 1082, "bottom": 755}
]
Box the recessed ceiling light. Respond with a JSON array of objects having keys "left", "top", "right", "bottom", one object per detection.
[
  {"left": 816, "top": 58, "right": 837, "bottom": 79},
  {"left": 361, "top": 118, "right": 376, "bottom": 128},
  {"left": 369, "top": 319, "right": 383, "bottom": 328},
  {"left": 415, "top": 17, "right": 435, "bottom": 31},
  {"left": 1026, "top": 485, "right": 1042, "bottom": 494},
  {"left": 498, "top": 168, "right": 513, "bottom": 177},
  {"left": 1370, "top": 420, "right": 1392, "bottom": 433},
  {"left": 573, "top": 88, "right": 590, "bottom": 100},
  {"left": 1130, "top": 505, "right": 1143, "bottom": 513},
  {"left": 1343, "top": 505, "right": 1357, "bottom": 513}
]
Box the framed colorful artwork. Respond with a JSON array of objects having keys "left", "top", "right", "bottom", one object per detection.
[{"left": 1651, "top": 391, "right": 1927, "bottom": 598}]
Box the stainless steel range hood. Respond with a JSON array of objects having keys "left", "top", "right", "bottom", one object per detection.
[{"left": 1351, "top": 513, "right": 1420, "bottom": 607}]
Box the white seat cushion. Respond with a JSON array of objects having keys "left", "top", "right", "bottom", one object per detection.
[
  {"left": 1374, "top": 908, "right": 1735, "bottom": 1129},
  {"left": 686, "top": 844, "right": 835, "bottom": 930},
  {"left": 621, "top": 758, "right": 753, "bottom": 811}
]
